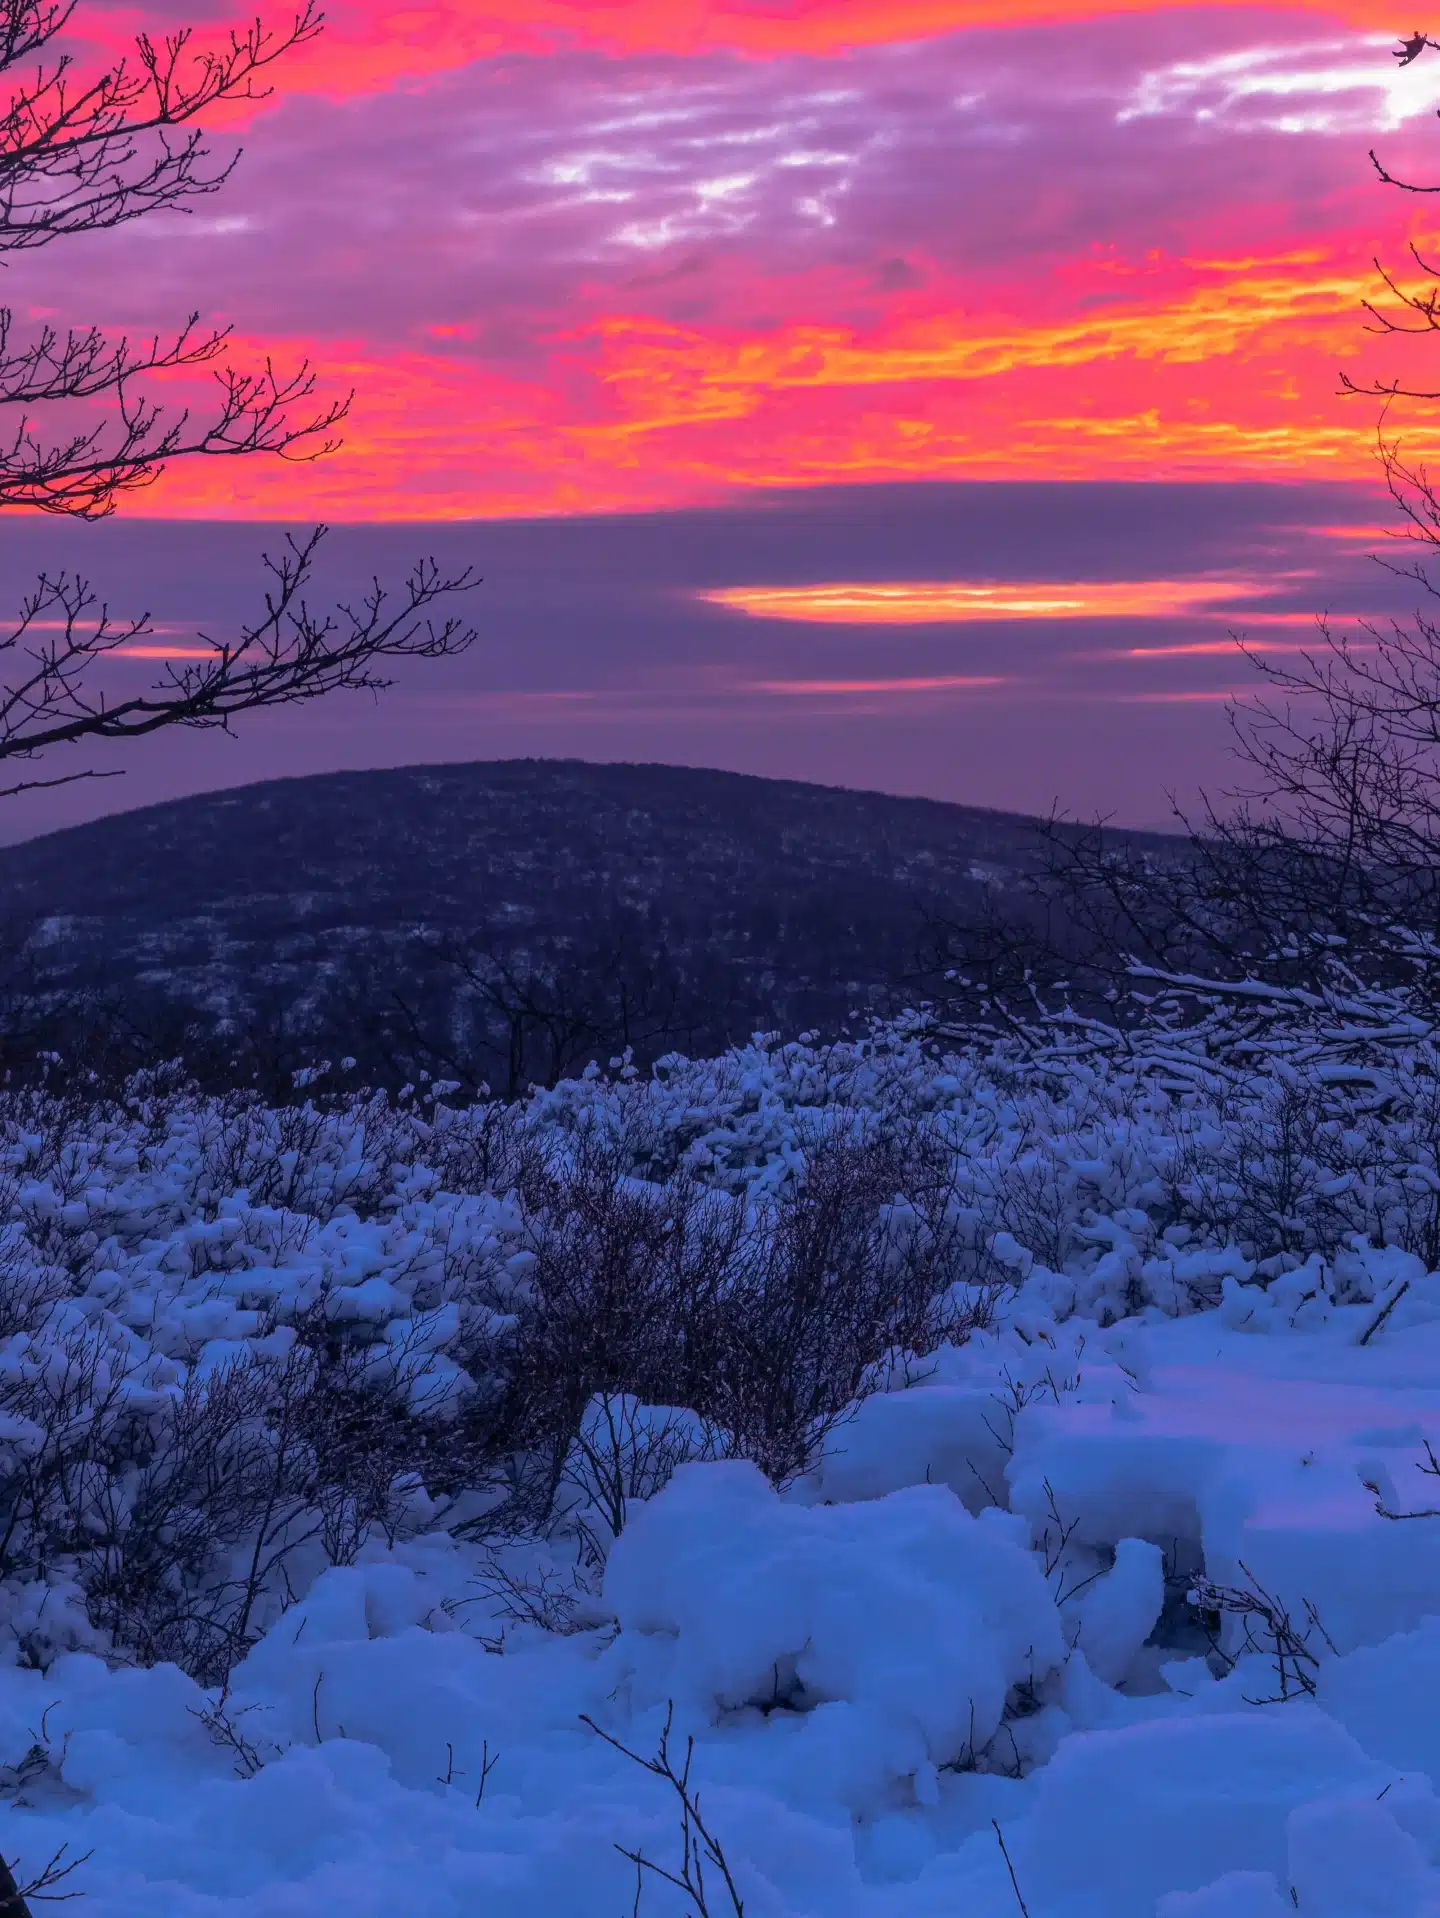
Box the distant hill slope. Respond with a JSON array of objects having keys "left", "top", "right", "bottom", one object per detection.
[{"left": 0, "top": 759, "right": 1182, "bottom": 1087}]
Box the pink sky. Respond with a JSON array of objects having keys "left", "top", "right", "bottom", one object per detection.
[
  {"left": 31, "top": 0, "right": 1440, "bottom": 519},
  {"left": 8, "top": 2, "right": 1440, "bottom": 830}
]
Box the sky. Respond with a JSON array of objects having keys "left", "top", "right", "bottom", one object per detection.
[{"left": 8, "top": 0, "right": 1440, "bottom": 834}]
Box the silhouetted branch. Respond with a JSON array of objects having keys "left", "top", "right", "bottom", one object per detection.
[
  {"left": 0, "top": 525, "right": 480, "bottom": 789},
  {"left": 0, "top": 0, "right": 342, "bottom": 517}
]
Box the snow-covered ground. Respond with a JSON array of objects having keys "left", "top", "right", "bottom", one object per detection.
[{"left": 4, "top": 990, "right": 1440, "bottom": 1916}]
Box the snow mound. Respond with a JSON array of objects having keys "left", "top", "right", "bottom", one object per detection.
[
  {"left": 1017, "top": 1711, "right": 1402, "bottom": 1918},
  {"left": 602, "top": 1459, "right": 1064, "bottom": 1815}
]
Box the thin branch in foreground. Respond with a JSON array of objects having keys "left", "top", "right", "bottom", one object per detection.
[
  {"left": 0, "top": 1842, "right": 92, "bottom": 1916},
  {"left": 1366, "top": 1436, "right": 1440, "bottom": 1520},
  {"left": 580, "top": 1705, "right": 745, "bottom": 1917},
  {"left": 992, "top": 1820, "right": 1032, "bottom": 1917},
  {"left": 1358, "top": 1275, "right": 1413, "bottom": 1345},
  {"left": 1187, "top": 1562, "right": 1335, "bottom": 1703}
]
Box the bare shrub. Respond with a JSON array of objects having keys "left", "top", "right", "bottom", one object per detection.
[
  {"left": 581, "top": 1703, "right": 747, "bottom": 1918},
  {"left": 557, "top": 1393, "right": 727, "bottom": 1565},
  {"left": 1365, "top": 1435, "right": 1440, "bottom": 1518},
  {"left": 0, "top": 1294, "right": 510, "bottom": 1683},
  {"left": 465, "top": 1554, "right": 601, "bottom": 1642},
  {"left": 485, "top": 1131, "right": 979, "bottom": 1525},
  {"left": 1177, "top": 1069, "right": 1342, "bottom": 1262},
  {"left": 0, "top": 1840, "right": 90, "bottom": 1917},
  {"left": 710, "top": 1135, "right": 972, "bottom": 1483},
  {"left": 1187, "top": 1563, "right": 1336, "bottom": 1703},
  {"left": 425, "top": 1099, "right": 553, "bottom": 1204},
  {"left": 479, "top": 1136, "right": 746, "bottom": 1527}
]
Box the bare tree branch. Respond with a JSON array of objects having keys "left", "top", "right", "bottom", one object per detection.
[
  {"left": 0, "top": 1840, "right": 91, "bottom": 1916},
  {"left": 0, "top": 0, "right": 324, "bottom": 251},
  {"left": 0, "top": 526, "right": 480, "bottom": 791},
  {"left": 0, "top": 0, "right": 481, "bottom": 786},
  {"left": 0, "top": 0, "right": 345, "bottom": 517}
]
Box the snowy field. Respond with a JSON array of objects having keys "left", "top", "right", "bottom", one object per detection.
[{"left": 3, "top": 977, "right": 1440, "bottom": 1916}]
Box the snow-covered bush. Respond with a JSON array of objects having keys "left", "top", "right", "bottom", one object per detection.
[
  {"left": 6, "top": 947, "right": 1440, "bottom": 1683},
  {"left": 1, "top": 950, "right": 1440, "bottom": 1908},
  {"left": 0, "top": 1086, "right": 996, "bottom": 1675}
]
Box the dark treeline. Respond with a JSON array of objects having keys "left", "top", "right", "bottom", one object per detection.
[{"left": 0, "top": 886, "right": 1015, "bottom": 1103}]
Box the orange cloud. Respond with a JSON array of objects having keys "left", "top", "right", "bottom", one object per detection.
[
  {"left": 1303, "top": 522, "right": 1403, "bottom": 540},
  {"left": 702, "top": 577, "right": 1308, "bottom": 624},
  {"left": 138, "top": 226, "right": 1433, "bottom": 519},
  {"left": 564, "top": 247, "right": 1385, "bottom": 469},
  {"left": 1115, "top": 635, "right": 1323, "bottom": 656},
  {"left": 83, "top": 9, "right": 1440, "bottom": 523}
]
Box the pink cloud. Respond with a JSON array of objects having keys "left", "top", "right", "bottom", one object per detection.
[{"left": 11, "top": 6, "right": 1436, "bottom": 515}]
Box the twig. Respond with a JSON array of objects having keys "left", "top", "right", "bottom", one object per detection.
[
  {"left": 992, "top": 1820, "right": 1031, "bottom": 1916},
  {"left": 0, "top": 1843, "right": 92, "bottom": 1915},
  {"left": 1366, "top": 1436, "right": 1440, "bottom": 1519},
  {"left": 0, "top": 1855, "right": 27, "bottom": 1918},
  {"left": 476, "top": 1740, "right": 499, "bottom": 1806},
  {"left": 580, "top": 1705, "right": 744, "bottom": 1917},
  {"left": 1188, "top": 1563, "right": 1329, "bottom": 1701},
  {"left": 1359, "top": 1277, "right": 1411, "bottom": 1345}
]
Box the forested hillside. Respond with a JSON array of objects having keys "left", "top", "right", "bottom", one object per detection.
[{"left": 0, "top": 758, "right": 1180, "bottom": 1094}]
